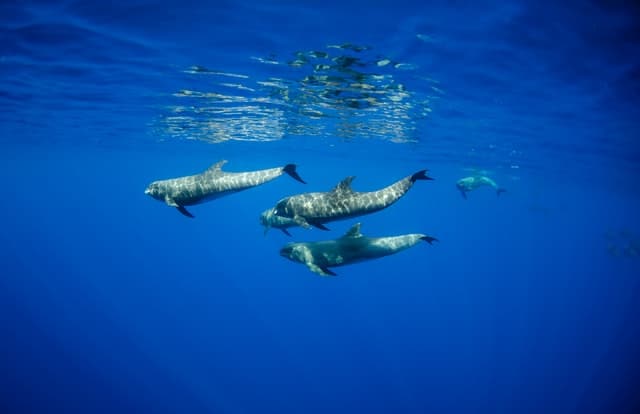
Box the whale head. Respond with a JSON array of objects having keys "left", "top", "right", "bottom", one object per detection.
[
  {"left": 279, "top": 243, "right": 299, "bottom": 260},
  {"left": 261, "top": 208, "right": 298, "bottom": 236},
  {"left": 274, "top": 198, "right": 292, "bottom": 218},
  {"left": 456, "top": 177, "right": 475, "bottom": 198},
  {"left": 260, "top": 208, "right": 276, "bottom": 233},
  {"left": 280, "top": 243, "right": 311, "bottom": 264},
  {"left": 259, "top": 209, "right": 272, "bottom": 226},
  {"left": 144, "top": 181, "right": 164, "bottom": 201},
  {"left": 280, "top": 242, "right": 336, "bottom": 276},
  {"left": 455, "top": 178, "right": 469, "bottom": 191}
]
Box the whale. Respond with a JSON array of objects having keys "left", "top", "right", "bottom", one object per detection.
[
  {"left": 279, "top": 223, "right": 437, "bottom": 276},
  {"left": 260, "top": 207, "right": 298, "bottom": 236},
  {"left": 456, "top": 175, "right": 505, "bottom": 199},
  {"left": 145, "top": 160, "right": 305, "bottom": 217},
  {"left": 270, "top": 170, "right": 433, "bottom": 231}
]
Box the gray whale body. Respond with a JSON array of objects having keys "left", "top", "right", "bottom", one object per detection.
[
  {"left": 280, "top": 223, "right": 437, "bottom": 276},
  {"left": 271, "top": 170, "right": 433, "bottom": 230},
  {"left": 145, "top": 160, "right": 305, "bottom": 217}
]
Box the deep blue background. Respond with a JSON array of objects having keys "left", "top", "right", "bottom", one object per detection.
[{"left": 1, "top": 1, "right": 640, "bottom": 413}]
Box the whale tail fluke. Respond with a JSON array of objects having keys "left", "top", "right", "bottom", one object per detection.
[
  {"left": 283, "top": 164, "right": 306, "bottom": 184},
  {"left": 410, "top": 170, "right": 434, "bottom": 182},
  {"left": 497, "top": 188, "right": 506, "bottom": 196},
  {"left": 420, "top": 235, "right": 438, "bottom": 245}
]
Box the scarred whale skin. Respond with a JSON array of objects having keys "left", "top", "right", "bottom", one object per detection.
[
  {"left": 271, "top": 170, "right": 433, "bottom": 230},
  {"left": 145, "top": 160, "right": 305, "bottom": 217}
]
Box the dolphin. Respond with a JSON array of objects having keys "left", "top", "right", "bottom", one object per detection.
[
  {"left": 456, "top": 175, "right": 505, "bottom": 199},
  {"left": 145, "top": 160, "right": 306, "bottom": 218},
  {"left": 270, "top": 170, "right": 433, "bottom": 231},
  {"left": 260, "top": 207, "right": 298, "bottom": 236},
  {"left": 279, "top": 223, "right": 437, "bottom": 276}
]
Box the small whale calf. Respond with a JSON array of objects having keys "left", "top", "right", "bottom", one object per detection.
[
  {"left": 280, "top": 223, "right": 437, "bottom": 276},
  {"left": 456, "top": 175, "right": 505, "bottom": 199},
  {"left": 260, "top": 207, "right": 298, "bottom": 236},
  {"left": 145, "top": 160, "right": 306, "bottom": 217},
  {"left": 270, "top": 170, "right": 433, "bottom": 231}
]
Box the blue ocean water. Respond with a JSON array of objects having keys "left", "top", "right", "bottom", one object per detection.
[{"left": 1, "top": 0, "right": 640, "bottom": 413}]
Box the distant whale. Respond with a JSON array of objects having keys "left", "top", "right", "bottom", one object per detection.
[
  {"left": 145, "top": 160, "right": 306, "bottom": 217},
  {"left": 271, "top": 170, "right": 433, "bottom": 230},
  {"left": 260, "top": 207, "right": 298, "bottom": 236},
  {"left": 280, "top": 223, "right": 437, "bottom": 276},
  {"left": 456, "top": 175, "right": 505, "bottom": 199}
]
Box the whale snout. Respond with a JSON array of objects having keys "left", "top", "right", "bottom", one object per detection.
[
  {"left": 145, "top": 182, "right": 162, "bottom": 199},
  {"left": 280, "top": 245, "right": 292, "bottom": 257},
  {"left": 260, "top": 209, "right": 273, "bottom": 226},
  {"left": 280, "top": 244, "right": 310, "bottom": 265},
  {"left": 280, "top": 243, "right": 299, "bottom": 260},
  {"left": 455, "top": 180, "right": 470, "bottom": 193}
]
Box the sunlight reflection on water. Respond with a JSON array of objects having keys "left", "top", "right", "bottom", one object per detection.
[{"left": 156, "top": 43, "right": 438, "bottom": 145}]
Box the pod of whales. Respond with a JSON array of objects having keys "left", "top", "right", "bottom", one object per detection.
[
  {"left": 145, "top": 157, "right": 438, "bottom": 276},
  {"left": 280, "top": 223, "right": 437, "bottom": 276},
  {"left": 456, "top": 175, "right": 505, "bottom": 199},
  {"left": 145, "top": 160, "right": 306, "bottom": 217},
  {"left": 268, "top": 170, "right": 433, "bottom": 231}
]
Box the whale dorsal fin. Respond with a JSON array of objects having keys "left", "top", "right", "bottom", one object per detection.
[
  {"left": 204, "top": 160, "right": 228, "bottom": 176},
  {"left": 341, "top": 222, "right": 362, "bottom": 239},
  {"left": 331, "top": 176, "right": 355, "bottom": 194}
]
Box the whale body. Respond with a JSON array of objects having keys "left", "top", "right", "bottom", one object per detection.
[
  {"left": 145, "top": 160, "right": 305, "bottom": 217},
  {"left": 271, "top": 170, "right": 432, "bottom": 230},
  {"left": 280, "top": 223, "right": 437, "bottom": 276},
  {"left": 456, "top": 175, "right": 505, "bottom": 199}
]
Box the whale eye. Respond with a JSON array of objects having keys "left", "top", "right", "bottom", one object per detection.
[{"left": 274, "top": 201, "right": 287, "bottom": 216}]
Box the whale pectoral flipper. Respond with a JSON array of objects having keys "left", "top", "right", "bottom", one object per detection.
[
  {"left": 281, "top": 228, "right": 292, "bottom": 236},
  {"left": 309, "top": 220, "right": 330, "bottom": 231},
  {"left": 321, "top": 267, "right": 337, "bottom": 276},
  {"left": 177, "top": 205, "right": 195, "bottom": 218},
  {"left": 283, "top": 164, "right": 306, "bottom": 184},
  {"left": 294, "top": 216, "right": 311, "bottom": 229},
  {"left": 164, "top": 195, "right": 178, "bottom": 207},
  {"left": 420, "top": 235, "right": 438, "bottom": 245},
  {"left": 308, "top": 263, "right": 337, "bottom": 276}
]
